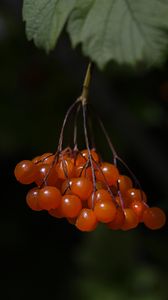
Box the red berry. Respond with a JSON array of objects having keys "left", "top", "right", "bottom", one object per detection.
[
  {"left": 60, "top": 194, "right": 82, "bottom": 218},
  {"left": 87, "top": 189, "right": 112, "bottom": 209},
  {"left": 35, "top": 164, "right": 58, "bottom": 186},
  {"left": 76, "top": 208, "right": 97, "bottom": 232},
  {"left": 71, "top": 177, "right": 93, "bottom": 201},
  {"left": 130, "top": 200, "right": 147, "bottom": 220},
  {"left": 38, "top": 186, "right": 61, "bottom": 210},
  {"left": 117, "top": 175, "right": 133, "bottom": 194},
  {"left": 142, "top": 207, "right": 166, "bottom": 230},
  {"left": 107, "top": 207, "right": 125, "bottom": 230},
  {"left": 96, "top": 162, "right": 119, "bottom": 186},
  {"left": 94, "top": 200, "right": 117, "bottom": 223},
  {"left": 76, "top": 149, "right": 99, "bottom": 166},
  {"left": 126, "top": 188, "right": 147, "bottom": 204},
  {"left": 55, "top": 158, "right": 74, "bottom": 180},
  {"left": 61, "top": 179, "right": 72, "bottom": 194},
  {"left": 48, "top": 206, "right": 64, "bottom": 218},
  {"left": 14, "top": 160, "right": 37, "bottom": 184},
  {"left": 26, "top": 188, "right": 42, "bottom": 211},
  {"left": 75, "top": 165, "right": 92, "bottom": 179},
  {"left": 121, "top": 208, "right": 139, "bottom": 230}
]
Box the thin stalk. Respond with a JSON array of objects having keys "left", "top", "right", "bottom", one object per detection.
[
  {"left": 80, "top": 62, "right": 93, "bottom": 103},
  {"left": 82, "top": 102, "right": 97, "bottom": 209}
]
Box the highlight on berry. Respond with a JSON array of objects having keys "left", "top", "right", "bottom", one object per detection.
[{"left": 14, "top": 63, "right": 166, "bottom": 232}]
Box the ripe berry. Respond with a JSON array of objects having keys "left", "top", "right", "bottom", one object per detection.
[
  {"left": 130, "top": 200, "right": 147, "bottom": 220},
  {"left": 38, "top": 186, "right": 61, "bottom": 210},
  {"left": 87, "top": 189, "right": 112, "bottom": 209},
  {"left": 94, "top": 200, "right": 117, "bottom": 223},
  {"left": 76, "top": 208, "right": 97, "bottom": 232},
  {"left": 61, "top": 179, "right": 72, "bottom": 195},
  {"left": 142, "top": 207, "right": 166, "bottom": 230},
  {"left": 76, "top": 149, "right": 99, "bottom": 166},
  {"left": 71, "top": 177, "right": 93, "bottom": 201},
  {"left": 126, "top": 188, "right": 147, "bottom": 204},
  {"left": 55, "top": 158, "right": 74, "bottom": 180},
  {"left": 40, "top": 152, "right": 53, "bottom": 161},
  {"left": 35, "top": 164, "right": 58, "bottom": 186},
  {"left": 96, "top": 162, "right": 119, "bottom": 186},
  {"left": 48, "top": 206, "right": 64, "bottom": 218},
  {"left": 107, "top": 207, "right": 125, "bottom": 230},
  {"left": 26, "top": 188, "right": 42, "bottom": 211},
  {"left": 60, "top": 194, "right": 82, "bottom": 218},
  {"left": 32, "top": 155, "right": 42, "bottom": 164},
  {"left": 121, "top": 208, "right": 139, "bottom": 230},
  {"left": 14, "top": 160, "right": 38, "bottom": 184},
  {"left": 75, "top": 165, "right": 92, "bottom": 179},
  {"left": 117, "top": 175, "right": 133, "bottom": 194}
]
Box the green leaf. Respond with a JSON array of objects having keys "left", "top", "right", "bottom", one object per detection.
[
  {"left": 22, "top": 0, "right": 76, "bottom": 52},
  {"left": 67, "top": 0, "right": 168, "bottom": 69}
]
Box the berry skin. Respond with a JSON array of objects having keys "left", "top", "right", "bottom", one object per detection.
[
  {"left": 38, "top": 186, "right": 61, "bottom": 210},
  {"left": 94, "top": 200, "right": 117, "bottom": 223},
  {"left": 26, "top": 188, "right": 42, "bottom": 211},
  {"left": 76, "top": 149, "right": 99, "bottom": 166},
  {"left": 87, "top": 189, "right": 112, "bottom": 209},
  {"left": 107, "top": 207, "right": 125, "bottom": 230},
  {"left": 60, "top": 195, "right": 82, "bottom": 218},
  {"left": 55, "top": 158, "right": 74, "bottom": 180},
  {"left": 76, "top": 208, "right": 97, "bottom": 232},
  {"left": 130, "top": 200, "right": 147, "bottom": 220},
  {"left": 142, "top": 207, "right": 166, "bottom": 230},
  {"left": 48, "top": 206, "right": 64, "bottom": 218},
  {"left": 61, "top": 179, "right": 72, "bottom": 195},
  {"left": 35, "top": 164, "right": 58, "bottom": 186},
  {"left": 14, "top": 160, "right": 38, "bottom": 184},
  {"left": 121, "top": 208, "right": 139, "bottom": 230},
  {"left": 75, "top": 165, "right": 92, "bottom": 179},
  {"left": 96, "top": 162, "right": 119, "bottom": 186},
  {"left": 126, "top": 188, "right": 147, "bottom": 204},
  {"left": 32, "top": 155, "right": 42, "bottom": 164},
  {"left": 117, "top": 175, "right": 133, "bottom": 194},
  {"left": 71, "top": 177, "right": 93, "bottom": 201}
]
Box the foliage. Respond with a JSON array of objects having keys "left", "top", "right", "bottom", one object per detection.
[{"left": 23, "top": 0, "right": 168, "bottom": 69}]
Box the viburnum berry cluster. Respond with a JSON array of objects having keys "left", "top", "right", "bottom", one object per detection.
[{"left": 14, "top": 63, "right": 166, "bottom": 232}]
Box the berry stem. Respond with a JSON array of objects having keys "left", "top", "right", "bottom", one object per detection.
[
  {"left": 82, "top": 102, "right": 97, "bottom": 208},
  {"left": 80, "top": 62, "right": 93, "bottom": 103}
]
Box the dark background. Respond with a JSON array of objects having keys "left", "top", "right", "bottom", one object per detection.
[{"left": 0, "top": 1, "right": 168, "bottom": 299}]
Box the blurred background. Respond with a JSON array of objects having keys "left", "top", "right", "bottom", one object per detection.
[{"left": 0, "top": 1, "right": 168, "bottom": 299}]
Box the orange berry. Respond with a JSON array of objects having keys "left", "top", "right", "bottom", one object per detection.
[
  {"left": 76, "top": 149, "right": 99, "bottom": 166},
  {"left": 35, "top": 164, "right": 58, "bottom": 186},
  {"left": 121, "top": 208, "right": 139, "bottom": 230},
  {"left": 94, "top": 200, "right": 117, "bottom": 223},
  {"left": 71, "top": 177, "right": 93, "bottom": 201},
  {"left": 26, "top": 188, "right": 42, "bottom": 211},
  {"left": 38, "top": 186, "right": 61, "bottom": 210},
  {"left": 142, "top": 207, "right": 166, "bottom": 230},
  {"left": 48, "top": 206, "right": 64, "bottom": 218},
  {"left": 60, "top": 194, "right": 82, "bottom": 218},
  {"left": 61, "top": 179, "right": 72, "bottom": 195},
  {"left": 55, "top": 158, "right": 74, "bottom": 180},
  {"left": 75, "top": 165, "right": 92, "bottom": 179},
  {"left": 14, "top": 160, "right": 38, "bottom": 184},
  {"left": 87, "top": 189, "right": 112, "bottom": 209},
  {"left": 96, "top": 162, "right": 119, "bottom": 186},
  {"left": 107, "top": 207, "right": 125, "bottom": 230},
  {"left": 32, "top": 155, "right": 41, "bottom": 164},
  {"left": 126, "top": 188, "right": 147, "bottom": 204},
  {"left": 130, "top": 200, "right": 147, "bottom": 220},
  {"left": 117, "top": 175, "right": 133, "bottom": 194},
  {"left": 76, "top": 208, "right": 97, "bottom": 232}
]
